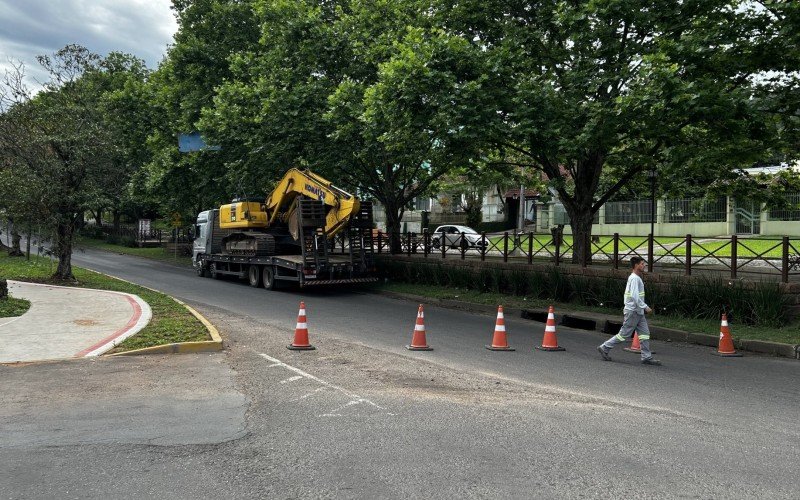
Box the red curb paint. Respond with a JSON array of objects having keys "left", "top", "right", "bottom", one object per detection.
[{"left": 74, "top": 295, "right": 143, "bottom": 357}]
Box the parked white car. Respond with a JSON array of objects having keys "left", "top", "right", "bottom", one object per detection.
[{"left": 431, "top": 225, "right": 487, "bottom": 250}]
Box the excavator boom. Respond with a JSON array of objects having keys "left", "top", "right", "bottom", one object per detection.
[{"left": 264, "top": 168, "right": 360, "bottom": 237}]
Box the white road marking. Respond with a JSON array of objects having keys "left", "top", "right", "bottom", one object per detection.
[
  {"left": 280, "top": 375, "right": 304, "bottom": 384},
  {"left": 258, "top": 352, "right": 389, "bottom": 416},
  {"left": 290, "top": 387, "right": 326, "bottom": 402}
]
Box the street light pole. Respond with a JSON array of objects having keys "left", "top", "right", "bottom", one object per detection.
[
  {"left": 649, "top": 168, "right": 656, "bottom": 239},
  {"left": 648, "top": 168, "right": 657, "bottom": 272},
  {"left": 518, "top": 167, "right": 525, "bottom": 232}
]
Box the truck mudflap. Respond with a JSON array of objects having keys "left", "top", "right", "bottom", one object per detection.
[{"left": 300, "top": 277, "right": 379, "bottom": 287}]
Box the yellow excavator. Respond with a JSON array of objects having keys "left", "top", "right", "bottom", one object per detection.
[
  {"left": 193, "top": 168, "right": 374, "bottom": 288},
  {"left": 218, "top": 168, "right": 362, "bottom": 256}
]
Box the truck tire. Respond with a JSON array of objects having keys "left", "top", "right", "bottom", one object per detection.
[
  {"left": 262, "top": 266, "right": 277, "bottom": 290},
  {"left": 248, "top": 265, "right": 261, "bottom": 287},
  {"left": 210, "top": 262, "right": 221, "bottom": 280},
  {"left": 196, "top": 259, "right": 207, "bottom": 277}
]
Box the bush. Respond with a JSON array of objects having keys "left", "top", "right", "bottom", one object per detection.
[{"left": 376, "top": 259, "right": 791, "bottom": 327}]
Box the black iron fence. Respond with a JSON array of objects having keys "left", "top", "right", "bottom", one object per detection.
[{"left": 371, "top": 231, "right": 800, "bottom": 283}]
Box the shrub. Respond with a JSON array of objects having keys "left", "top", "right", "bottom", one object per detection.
[{"left": 375, "top": 259, "right": 791, "bottom": 327}]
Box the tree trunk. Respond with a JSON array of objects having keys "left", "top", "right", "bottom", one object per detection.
[
  {"left": 26, "top": 222, "right": 31, "bottom": 260},
  {"left": 94, "top": 208, "right": 103, "bottom": 227},
  {"left": 569, "top": 211, "right": 594, "bottom": 266},
  {"left": 384, "top": 204, "right": 404, "bottom": 254},
  {"left": 9, "top": 221, "right": 24, "bottom": 257},
  {"left": 112, "top": 210, "right": 122, "bottom": 234},
  {"left": 53, "top": 220, "right": 75, "bottom": 280}
]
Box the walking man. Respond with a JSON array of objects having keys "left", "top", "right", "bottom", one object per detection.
[{"left": 598, "top": 256, "right": 661, "bottom": 365}]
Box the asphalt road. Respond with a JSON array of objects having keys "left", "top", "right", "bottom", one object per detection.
[{"left": 1, "top": 248, "right": 798, "bottom": 498}]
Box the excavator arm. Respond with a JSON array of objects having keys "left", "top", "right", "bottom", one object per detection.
[
  {"left": 219, "top": 168, "right": 359, "bottom": 239},
  {"left": 263, "top": 168, "right": 359, "bottom": 238}
]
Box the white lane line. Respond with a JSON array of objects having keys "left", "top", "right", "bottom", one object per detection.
[
  {"left": 290, "top": 387, "right": 326, "bottom": 402},
  {"left": 280, "top": 375, "right": 304, "bottom": 384},
  {"left": 258, "top": 352, "right": 388, "bottom": 414}
]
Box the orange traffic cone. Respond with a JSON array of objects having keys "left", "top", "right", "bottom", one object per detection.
[
  {"left": 536, "top": 305, "right": 565, "bottom": 351},
  {"left": 287, "top": 301, "right": 315, "bottom": 350},
  {"left": 486, "top": 305, "right": 515, "bottom": 351},
  {"left": 406, "top": 304, "right": 433, "bottom": 351},
  {"left": 712, "top": 313, "right": 742, "bottom": 357},
  {"left": 624, "top": 331, "right": 656, "bottom": 354}
]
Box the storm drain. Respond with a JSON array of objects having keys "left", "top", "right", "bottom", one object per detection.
[
  {"left": 520, "top": 310, "right": 549, "bottom": 323},
  {"left": 603, "top": 320, "right": 622, "bottom": 334},
  {"left": 560, "top": 315, "right": 597, "bottom": 331}
]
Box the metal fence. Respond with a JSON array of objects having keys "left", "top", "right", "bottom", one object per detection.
[
  {"left": 552, "top": 203, "right": 598, "bottom": 225},
  {"left": 373, "top": 230, "right": 800, "bottom": 283},
  {"left": 665, "top": 197, "right": 727, "bottom": 223},
  {"left": 604, "top": 200, "right": 653, "bottom": 224},
  {"left": 768, "top": 193, "right": 800, "bottom": 221}
]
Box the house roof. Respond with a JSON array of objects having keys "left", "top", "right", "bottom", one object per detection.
[
  {"left": 504, "top": 188, "right": 540, "bottom": 199},
  {"left": 742, "top": 163, "right": 799, "bottom": 175}
]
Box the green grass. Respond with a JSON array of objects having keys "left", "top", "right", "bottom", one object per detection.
[
  {"left": 0, "top": 296, "right": 30, "bottom": 317},
  {"left": 373, "top": 281, "right": 800, "bottom": 345},
  {"left": 75, "top": 236, "right": 193, "bottom": 267},
  {"left": 0, "top": 253, "right": 209, "bottom": 351}
]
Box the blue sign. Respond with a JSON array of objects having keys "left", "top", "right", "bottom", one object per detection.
[{"left": 178, "top": 132, "right": 221, "bottom": 152}]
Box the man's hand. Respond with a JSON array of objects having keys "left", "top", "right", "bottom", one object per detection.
[{"left": 645, "top": 307, "right": 653, "bottom": 315}]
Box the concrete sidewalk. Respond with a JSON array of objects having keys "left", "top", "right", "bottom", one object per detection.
[{"left": 0, "top": 280, "right": 152, "bottom": 363}]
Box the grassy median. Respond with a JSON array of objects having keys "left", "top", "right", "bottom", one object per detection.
[
  {"left": 374, "top": 281, "right": 800, "bottom": 345},
  {"left": 0, "top": 253, "right": 209, "bottom": 351}
]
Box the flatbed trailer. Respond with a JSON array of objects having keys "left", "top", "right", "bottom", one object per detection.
[
  {"left": 193, "top": 205, "right": 377, "bottom": 289},
  {"left": 198, "top": 253, "right": 378, "bottom": 289}
]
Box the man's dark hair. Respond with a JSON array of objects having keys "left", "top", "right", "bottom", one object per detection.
[{"left": 630, "top": 256, "right": 644, "bottom": 268}]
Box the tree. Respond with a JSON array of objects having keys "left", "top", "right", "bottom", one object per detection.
[
  {"left": 436, "top": 0, "right": 797, "bottom": 264},
  {"left": 202, "top": 1, "right": 485, "bottom": 249},
  {"left": 143, "top": 0, "right": 262, "bottom": 217},
  {"left": 94, "top": 53, "right": 154, "bottom": 231},
  {"left": 0, "top": 45, "right": 143, "bottom": 279}
]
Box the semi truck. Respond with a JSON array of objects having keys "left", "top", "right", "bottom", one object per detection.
[{"left": 192, "top": 169, "right": 377, "bottom": 289}]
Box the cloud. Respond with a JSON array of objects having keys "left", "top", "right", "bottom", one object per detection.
[{"left": 0, "top": 0, "right": 177, "bottom": 90}]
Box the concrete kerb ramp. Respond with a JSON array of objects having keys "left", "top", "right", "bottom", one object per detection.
[
  {"left": 77, "top": 269, "right": 223, "bottom": 356},
  {"left": 0, "top": 280, "right": 152, "bottom": 363}
]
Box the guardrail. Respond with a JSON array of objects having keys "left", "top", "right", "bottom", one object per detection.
[{"left": 371, "top": 231, "right": 800, "bottom": 283}]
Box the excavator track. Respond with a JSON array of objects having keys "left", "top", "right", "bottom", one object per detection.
[{"left": 221, "top": 232, "right": 277, "bottom": 257}]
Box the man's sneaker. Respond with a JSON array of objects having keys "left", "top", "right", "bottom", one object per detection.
[
  {"left": 641, "top": 357, "right": 662, "bottom": 366},
  {"left": 597, "top": 346, "right": 611, "bottom": 361}
]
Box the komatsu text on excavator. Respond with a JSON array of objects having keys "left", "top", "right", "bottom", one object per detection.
[{"left": 192, "top": 169, "right": 376, "bottom": 289}]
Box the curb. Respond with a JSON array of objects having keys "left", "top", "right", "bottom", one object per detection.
[
  {"left": 371, "top": 290, "right": 799, "bottom": 359},
  {"left": 83, "top": 270, "right": 223, "bottom": 356}
]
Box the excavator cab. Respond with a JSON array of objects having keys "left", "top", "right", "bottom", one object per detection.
[{"left": 219, "top": 200, "right": 268, "bottom": 230}]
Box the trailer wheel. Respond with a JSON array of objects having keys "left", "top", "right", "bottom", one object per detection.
[
  {"left": 262, "top": 266, "right": 277, "bottom": 290},
  {"left": 210, "top": 262, "right": 221, "bottom": 280},
  {"left": 248, "top": 265, "right": 262, "bottom": 287}
]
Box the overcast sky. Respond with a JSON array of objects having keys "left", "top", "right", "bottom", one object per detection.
[{"left": 0, "top": 0, "right": 178, "bottom": 90}]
